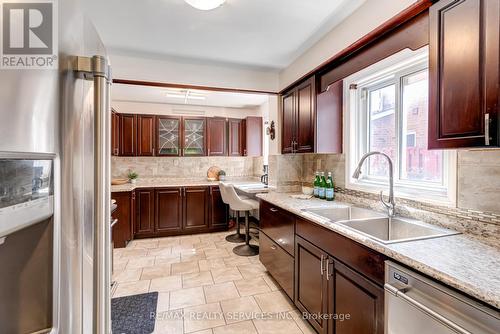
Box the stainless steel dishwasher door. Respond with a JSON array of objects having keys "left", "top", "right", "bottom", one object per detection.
[{"left": 385, "top": 261, "right": 500, "bottom": 334}]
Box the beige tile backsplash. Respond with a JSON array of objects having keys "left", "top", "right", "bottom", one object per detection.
[{"left": 112, "top": 156, "right": 263, "bottom": 179}]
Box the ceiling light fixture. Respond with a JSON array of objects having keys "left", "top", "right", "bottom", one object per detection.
[{"left": 184, "top": 0, "right": 226, "bottom": 11}]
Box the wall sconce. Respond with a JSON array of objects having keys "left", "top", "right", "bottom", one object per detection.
[{"left": 266, "top": 121, "right": 276, "bottom": 140}]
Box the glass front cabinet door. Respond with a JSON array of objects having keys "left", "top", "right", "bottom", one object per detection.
[
  {"left": 157, "top": 116, "right": 181, "bottom": 156},
  {"left": 182, "top": 117, "right": 206, "bottom": 156}
]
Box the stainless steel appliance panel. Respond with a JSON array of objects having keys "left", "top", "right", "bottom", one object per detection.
[{"left": 385, "top": 261, "right": 500, "bottom": 334}]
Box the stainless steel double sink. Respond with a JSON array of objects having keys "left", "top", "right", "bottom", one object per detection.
[{"left": 303, "top": 206, "right": 460, "bottom": 244}]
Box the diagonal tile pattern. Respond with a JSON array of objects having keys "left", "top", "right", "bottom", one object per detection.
[{"left": 112, "top": 231, "right": 314, "bottom": 334}]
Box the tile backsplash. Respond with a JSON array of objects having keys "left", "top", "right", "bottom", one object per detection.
[{"left": 112, "top": 156, "right": 264, "bottom": 179}]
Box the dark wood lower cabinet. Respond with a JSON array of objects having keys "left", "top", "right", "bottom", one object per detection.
[
  {"left": 260, "top": 233, "right": 294, "bottom": 300},
  {"left": 155, "top": 188, "right": 183, "bottom": 233},
  {"left": 133, "top": 185, "right": 227, "bottom": 238},
  {"left": 329, "top": 261, "right": 384, "bottom": 334},
  {"left": 135, "top": 188, "right": 155, "bottom": 237},
  {"left": 111, "top": 191, "right": 134, "bottom": 248},
  {"left": 184, "top": 187, "right": 209, "bottom": 231},
  {"left": 295, "top": 236, "right": 329, "bottom": 334},
  {"left": 209, "top": 186, "right": 227, "bottom": 228}
]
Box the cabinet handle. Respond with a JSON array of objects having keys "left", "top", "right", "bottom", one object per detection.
[
  {"left": 270, "top": 245, "right": 277, "bottom": 250},
  {"left": 320, "top": 254, "right": 325, "bottom": 275},
  {"left": 269, "top": 208, "right": 278, "bottom": 213},
  {"left": 326, "top": 258, "right": 331, "bottom": 281},
  {"left": 485, "top": 113, "right": 491, "bottom": 146}
]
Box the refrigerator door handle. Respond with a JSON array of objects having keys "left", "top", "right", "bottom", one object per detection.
[{"left": 74, "top": 55, "right": 112, "bottom": 334}]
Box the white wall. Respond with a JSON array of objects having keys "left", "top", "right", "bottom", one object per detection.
[
  {"left": 112, "top": 100, "right": 261, "bottom": 119},
  {"left": 110, "top": 53, "right": 280, "bottom": 93},
  {"left": 258, "top": 95, "right": 280, "bottom": 157},
  {"left": 279, "top": 0, "right": 418, "bottom": 89}
]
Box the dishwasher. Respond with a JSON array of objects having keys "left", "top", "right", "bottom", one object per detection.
[{"left": 385, "top": 261, "right": 500, "bottom": 334}]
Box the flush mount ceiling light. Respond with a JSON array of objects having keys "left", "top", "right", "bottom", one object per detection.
[
  {"left": 184, "top": 0, "right": 226, "bottom": 11},
  {"left": 166, "top": 89, "right": 207, "bottom": 104}
]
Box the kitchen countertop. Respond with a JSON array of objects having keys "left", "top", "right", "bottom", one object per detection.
[
  {"left": 111, "top": 177, "right": 264, "bottom": 192},
  {"left": 256, "top": 191, "right": 500, "bottom": 310}
]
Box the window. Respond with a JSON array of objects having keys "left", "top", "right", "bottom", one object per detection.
[{"left": 345, "top": 48, "right": 456, "bottom": 204}]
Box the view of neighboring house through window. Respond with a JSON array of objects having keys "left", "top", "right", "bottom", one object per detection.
[{"left": 346, "top": 48, "right": 453, "bottom": 202}]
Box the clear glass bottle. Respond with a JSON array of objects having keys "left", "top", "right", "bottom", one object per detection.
[
  {"left": 326, "top": 172, "right": 335, "bottom": 201},
  {"left": 313, "top": 172, "right": 320, "bottom": 198},
  {"left": 318, "top": 172, "right": 326, "bottom": 199}
]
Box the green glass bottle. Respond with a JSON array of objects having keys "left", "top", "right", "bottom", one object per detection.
[
  {"left": 313, "top": 172, "right": 320, "bottom": 198},
  {"left": 318, "top": 172, "right": 326, "bottom": 199},
  {"left": 326, "top": 172, "right": 335, "bottom": 201}
]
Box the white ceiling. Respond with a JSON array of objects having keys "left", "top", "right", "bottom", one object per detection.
[
  {"left": 113, "top": 84, "right": 269, "bottom": 108},
  {"left": 83, "top": 0, "right": 365, "bottom": 70}
]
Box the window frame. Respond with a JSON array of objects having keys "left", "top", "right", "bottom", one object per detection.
[{"left": 344, "top": 47, "right": 457, "bottom": 206}]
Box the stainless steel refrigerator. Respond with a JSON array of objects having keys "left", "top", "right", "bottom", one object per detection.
[{"left": 0, "top": 0, "right": 112, "bottom": 333}]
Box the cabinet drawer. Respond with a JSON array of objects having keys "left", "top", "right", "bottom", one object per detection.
[
  {"left": 260, "top": 232, "right": 294, "bottom": 300},
  {"left": 259, "top": 200, "right": 295, "bottom": 255},
  {"left": 296, "top": 217, "right": 386, "bottom": 285}
]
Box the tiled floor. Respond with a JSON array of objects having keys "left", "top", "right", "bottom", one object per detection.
[{"left": 112, "top": 231, "right": 315, "bottom": 334}]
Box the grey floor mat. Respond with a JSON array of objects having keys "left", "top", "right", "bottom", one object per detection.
[{"left": 111, "top": 292, "right": 158, "bottom": 334}]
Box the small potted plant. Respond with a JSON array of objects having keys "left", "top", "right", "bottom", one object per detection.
[
  {"left": 218, "top": 170, "right": 226, "bottom": 181},
  {"left": 127, "top": 171, "right": 139, "bottom": 184}
]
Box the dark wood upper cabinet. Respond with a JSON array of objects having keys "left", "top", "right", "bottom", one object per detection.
[
  {"left": 135, "top": 188, "right": 155, "bottom": 236},
  {"left": 295, "top": 236, "right": 329, "bottom": 334},
  {"left": 429, "top": 0, "right": 500, "bottom": 149},
  {"left": 137, "top": 115, "right": 156, "bottom": 156},
  {"left": 119, "top": 114, "right": 137, "bottom": 156},
  {"left": 282, "top": 91, "right": 296, "bottom": 154},
  {"left": 183, "top": 187, "right": 209, "bottom": 230},
  {"left": 244, "top": 116, "right": 263, "bottom": 156},
  {"left": 155, "top": 188, "right": 182, "bottom": 233},
  {"left": 207, "top": 117, "right": 227, "bottom": 156},
  {"left": 281, "top": 76, "right": 315, "bottom": 154},
  {"left": 182, "top": 117, "right": 207, "bottom": 156},
  {"left": 228, "top": 118, "right": 243, "bottom": 156},
  {"left": 209, "top": 186, "right": 227, "bottom": 228},
  {"left": 111, "top": 110, "right": 120, "bottom": 156},
  {"left": 329, "top": 261, "right": 384, "bottom": 334},
  {"left": 157, "top": 116, "right": 181, "bottom": 156},
  {"left": 295, "top": 78, "right": 315, "bottom": 153},
  {"left": 316, "top": 80, "right": 343, "bottom": 154}
]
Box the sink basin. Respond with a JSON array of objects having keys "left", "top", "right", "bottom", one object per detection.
[
  {"left": 304, "top": 206, "right": 460, "bottom": 244},
  {"left": 339, "top": 217, "right": 460, "bottom": 244},
  {"left": 304, "top": 206, "right": 385, "bottom": 222}
]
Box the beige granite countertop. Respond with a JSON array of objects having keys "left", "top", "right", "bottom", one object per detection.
[
  {"left": 111, "top": 177, "right": 263, "bottom": 192},
  {"left": 256, "top": 191, "right": 500, "bottom": 310}
]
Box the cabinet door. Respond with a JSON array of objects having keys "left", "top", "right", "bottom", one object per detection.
[
  {"left": 111, "top": 111, "right": 120, "bottom": 156},
  {"left": 157, "top": 116, "right": 181, "bottom": 156},
  {"left": 296, "top": 77, "right": 315, "bottom": 153},
  {"left": 228, "top": 118, "right": 243, "bottom": 156},
  {"left": 155, "top": 188, "right": 182, "bottom": 233},
  {"left": 111, "top": 191, "right": 133, "bottom": 248},
  {"left": 207, "top": 117, "right": 227, "bottom": 156},
  {"left": 317, "top": 80, "right": 343, "bottom": 153},
  {"left": 137, "top": 115, "right": 156, "bottom": 156},
  {"left": 260, "top": 201, "right": 295, "bottom": 256},
  {"left": 182, "top": 117, "right": 207, "bottom": 156},
  {"left": 330, "top": 261, "right": 384, "bottom": 334},
  {"left": 295, "top": 236, "right": 329, "bottom": 334},
  {"left": 245, "top": 116, "right": 262, "bottom": 157},
  {"left": 281, "top": 91, "right": 295, "bottom": 154},
  {"left": 429, "top": 0, "right": 499, "bottom": 148},
  {"left": 209, "top": 186, "right": 227, "bottom": 228},
  {"left": 119, "top": 114, "right": 137, "bottom": 156},
  {"left": 183, "top": 187, "right": 209, "bottom": 231},
  {"left": 135, "top": 188, "right": 155, "bottom": 236}
]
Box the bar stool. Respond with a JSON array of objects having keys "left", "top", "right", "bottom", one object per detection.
[
  {"left": 219, "top": 182, "right": 246, "bottom": 243},
  {"left": 220, "top": 183, "right": 259, "bottom": 256}
]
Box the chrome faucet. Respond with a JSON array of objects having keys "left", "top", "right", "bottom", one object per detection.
[{"left": 352, "top": 151, "right": 396, "bottom": 217}]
